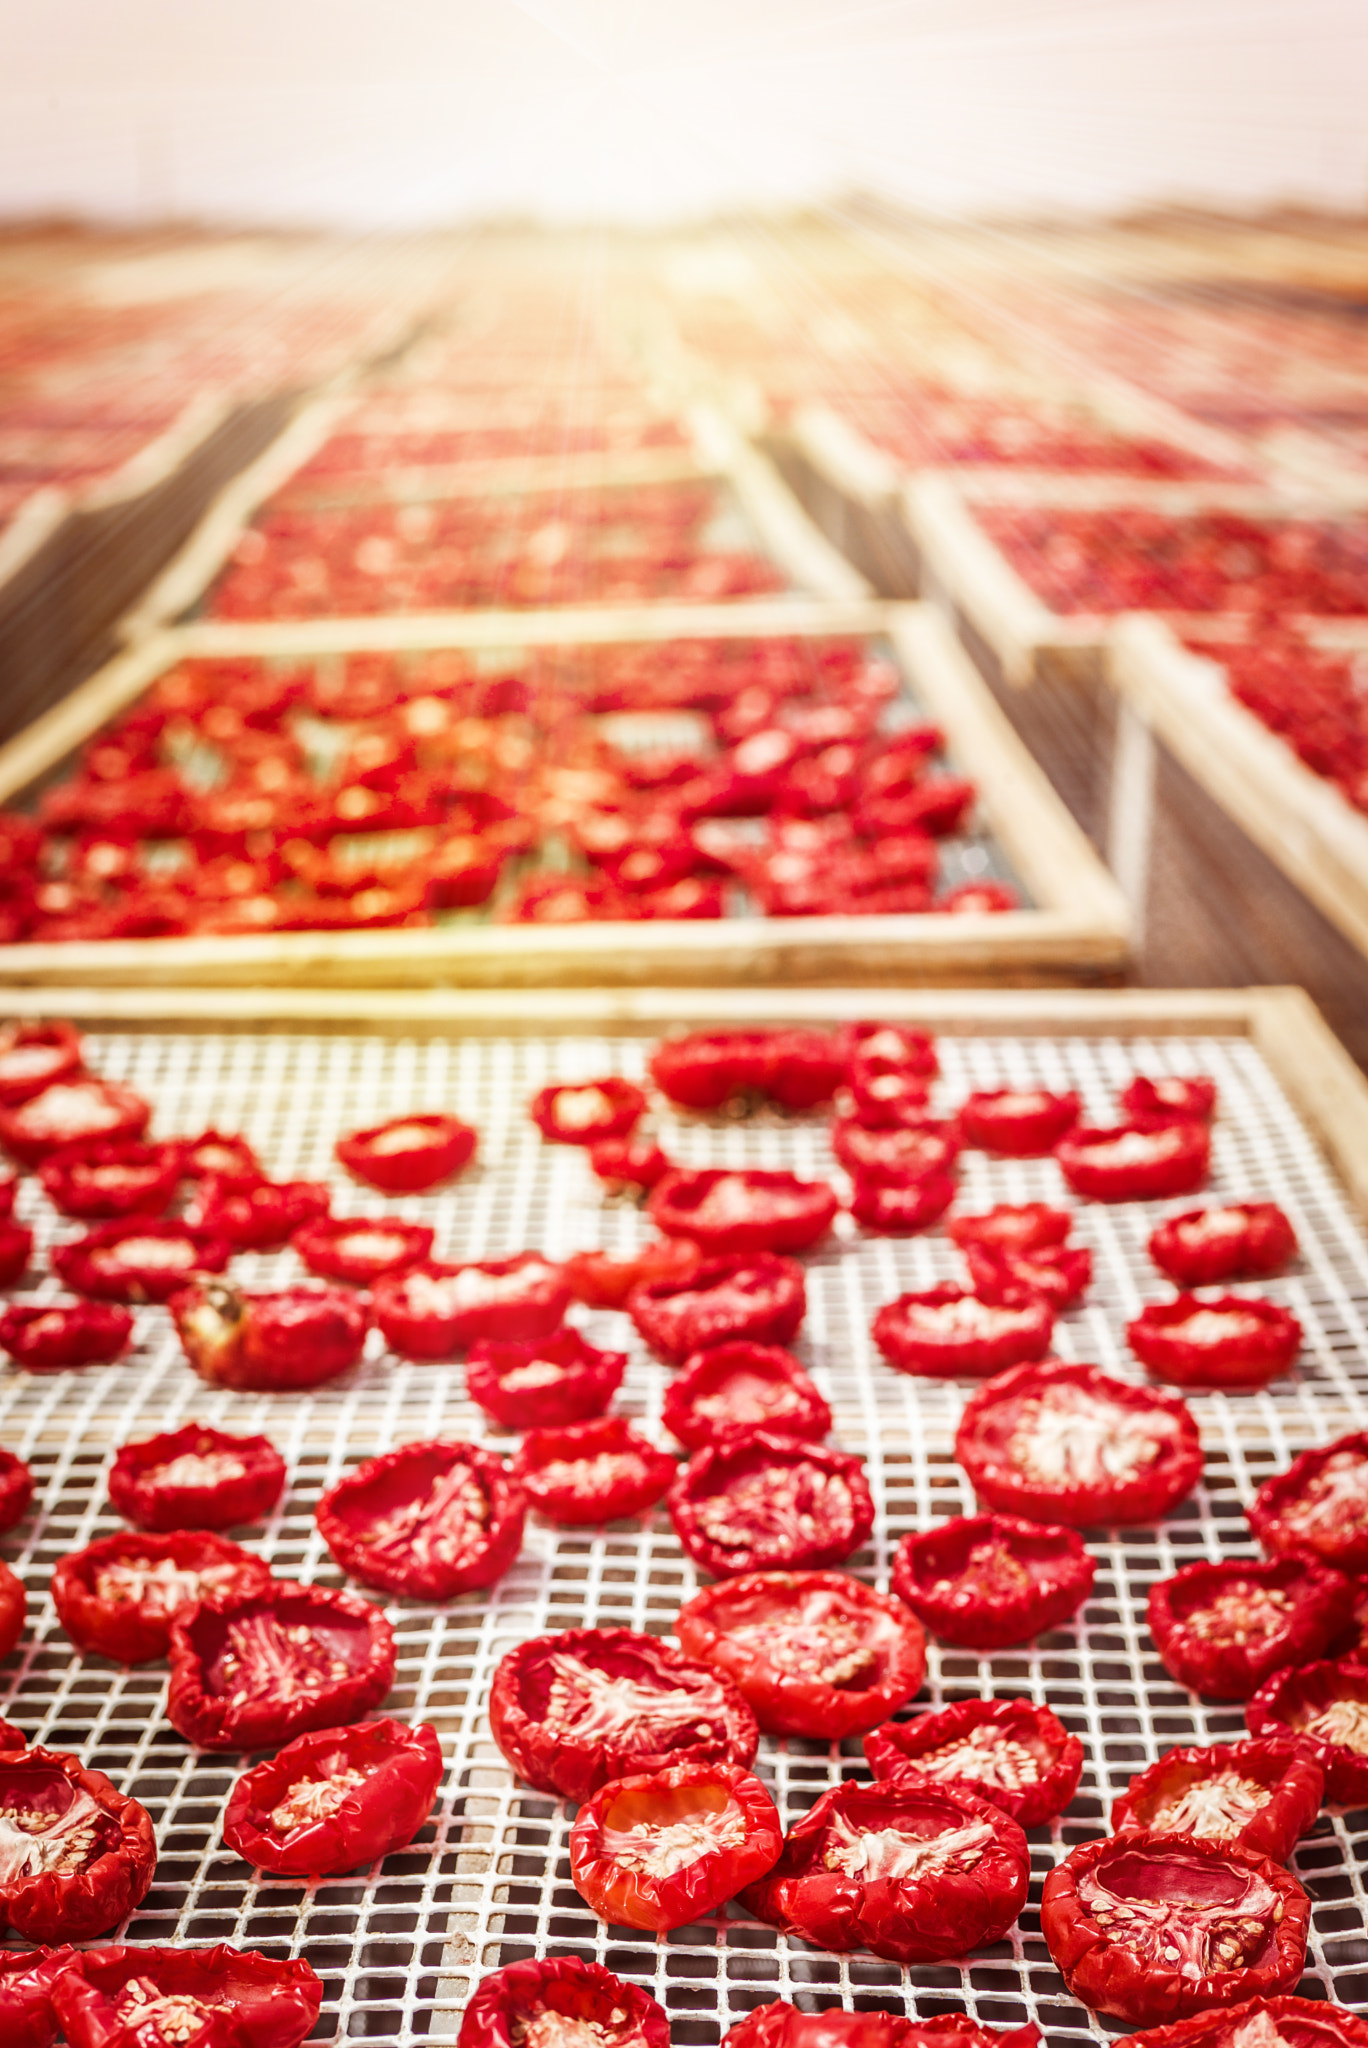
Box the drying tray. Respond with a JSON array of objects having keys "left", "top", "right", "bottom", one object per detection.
[
  {"left": 0, "top": 598, "right": 1129, "bottom": 989},
  {"left": 0, "top": 984, "right": 1367, "bottom": 2045}
]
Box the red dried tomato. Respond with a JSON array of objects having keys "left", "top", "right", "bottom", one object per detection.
[
  {"left": 724, "top": 2003, "right": 1039, "bottom": 2048},
  {"left": 663, "top": 1341, "right": 830, "bottom": 1450},
  {"left": 51, "top": 1944, "right": 322, "bottom": 2048},
  {"left": 632, "top": 1252, "right": 805, "bottom": 1363},
  {"left": 949, "top": 1203, "right": 1072, "bottom": 1254},
  {"left": 0, "top": 1079, "right": 151, "bottom": 1169},
  {"left": 53, "top": 1220, "right": 231, "bottom": 1304},
  {"left": 222, "top": 1716, "right": 442, "bottom": 1876},
  {"left": 466, "top": 1327, "right": 625, "bottom": 1428},
  {"left": 172, "top": 1280, "right": 367, "bottom": 1391},
  {"left": 865, "top": 1694, "right": 1083, "bottom": 1825},
  {"left": 52, "top": 1529, "right": 272, "bottom": 1664},
  {"left": 336, "top": 1111, "right": 477, "bottom": 1193},
  {"left": 1122, "top": 1074, "right": 1218, "bottom": 1125},
  {"left": 571, "top": 1757, "right": 781, "bottom": 1931},
  {"left": 1111, "top": 1738, "right": 1325, "bottom": 1862},
  {"left": 956, "top": 1359, "right": 1204, "bottom": 1528},
  {"left": 676, "top": 1569, "right": 925, "bottom": 1737},
  {"left": 179, "top": 1129, "right": 262, "bottom": 1187},
  {"left": 490, "top": 1625, "right": 758, "bottom": 1799},
  {"left": 589, "top": 1136, "right": 673, "bottom": 1190},
  {"left": 1040, "top": 1831, "right": 1308, "bottom": 2025},
  {"left": 512, "top": 1417, "right": 675, "bottom": 1525},
  {"left": 669, "top": 1430, "right": 874, "bottom": 1577},
  {"left": 186, "top": 1174, "right": 331, "bottom": 1252},
  {"left": 1150, "top": 1553, "right": 1353, "bottom": 1699},
  {"left": 0, "top": 1944, "right": 75, "bottom": 2048},
  {"left": 846, "top": 1054, "right": 933, "bottom": 1128},
  {"left": 849, "top": 1172, "right": 957, "bottom": 1235},
  {"left": 965, "top": 1240, "right": 1092, "bottom": 1310},
  {"left": 960, "top": 1088, "right": 1080, "bottom": 1155},
  {"left": 831, "top": 1117, "right": 961, "bottom": 1182},
  {"left": 562, "top": 1236, "right": 698, "bottom": 1308},
  {"left": 530, "top": 1077, "right": 646, "bottom": 1144},
  {"left": 0, "top": 1173, "right": 12, "bottom": 1218},
  {"left": 1056, "top": 1120, "right": 1210, "bottom": 1201},
  {"left": 374, "top": 1253, "right": 569, "bottom": 1359},
  {"left": 837, "top": 1020, "right": 939, "bottom": 1077},
  {"left": 1118, "top": 1998, "right": 1368, "bottom": 2048},
  {"left": 292, "top": 1213, "right": 434, "bottom": 1284},
  {"left": 648, "top": 1168, "right": 839, "bottom": 1255},
  {"left": 167, "top": 1577, "right": 395, "bottom": 1749},
  {"left": 456, "top": 1958, "right": 668, "bottom": 2048},
  {"left": 1129, "top": 1293, "right": 1302, "bottom": 1390},
  {"left": 0, "top": 1220, "right": 32, "bottom": 1285},
  {"left": 741, "top": 1775, "right": 1028, "bottom": 1963},
  {"left": 0, "top": 1557, "right": 24, "bottom": 1660},
  {"left": 317, "top": 1438, "right": 525, "bottom": 1597},
  {"left": 1149, "top": 1202, "right": 1297, "bottom": 1286},
  {"left": 0, "top": 1448, "right": 34, "bottom": 1534},
  {"left": 874, "top": 1284, "right": 1055, "bottom": 1381},
  {"left": 0, "top": 1022, "right": 84, "bottom": 1106},
  {"left": 1248, "top": 1431, "right": 1368, "bottom": 1571},
  {"left": 649, "top": 1029, "right": 844, "bottom": 1114},
  {"left": 0, "top": 1746, "right": 155, "bottom": 1943},
  {"left": 891, "top": 1512, "right": 1094, "bottom": 1648},
  {"left": 108, "top": 1423, "right": 285, "bottom": 1532},
  {"left": 37, "top": 1139, "right": 183, "bottom": 1220},
  {"left": 1246, "top": 1656, "right": 1368, "bottom": 1802}
]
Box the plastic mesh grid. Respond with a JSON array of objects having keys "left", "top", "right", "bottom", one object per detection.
[{"left": 3, "top": 1021, "right": 1368, "bottom": 2041}]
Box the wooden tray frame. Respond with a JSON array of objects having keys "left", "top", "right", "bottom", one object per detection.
[{"left": 0, "top": 596, "right": 1129, "bottom": 990}]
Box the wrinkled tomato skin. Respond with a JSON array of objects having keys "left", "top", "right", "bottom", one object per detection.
[
  {"left": 51, "top": 1530, "right": 271, "bottom": 1664},
  {"left": 0, "top": 1301, "right": 133, "bottom": 1372},
  {"left": 647, "top": 1169, "right": 839, "bottom": 1256},
  {"left": 335, "top": 1111, "right": 477, "bottom": 1193},
  {"left": 1122, "top": 1075, "right": 1218, "bottom": 1125},
  {"left": 1118, "top": 1996, "right": 1368, "bottom": 2048},
  {"left": 960, "top": 1088, "right": 1080, "bottom": 1156},
  {"left": 949, "top": 1203, "right": 1072, "bottom": 1255},
  {"left": 0, "top": 1022, "right": 84, "bottom": 1107},
  {"left": 37, "top": 1139, "right": 183, "bottom": 1220},
  {"left": 372, "top": 1254, "right": 569, "bottom": 1360},
  {"left": 1248, "top": 1431, "right": 1368, "bottom": 1573},
  {"left": 873, "top": 1284, "right": 1055, "bottom": 1380},
  {"left": 1246, "top": 1656, "right": 1368, "bottom": 1803},
  {"left": 892, "top": 1512, "right": 1095, "bottom": 1649},
  {"left": 223, "top": 1717, "right": 443, "bottom": 1876},
  {"left": 187, "top": 1174, "right": 331, "bottom": 1252},
  {"left": 850, "top": 1172, "right": 957, "bottom": 1235},
  {"left": 1148, "top": 1554, "right": 1354, "bottom": 1698},
  {"left": 1112, "top": 1738, "right": 1324, "bottom": 1863},
  {"left": 0, "top": 1447, "right": 34, "bottom": 1533},
  {"left": 51, "top": 1943, "right": 322, "bottom": 2048},
  {"left": 456, "top": 1957, "right": 670, "bottom": 2048},
  {"left": 724, "top": 2003, "right": 1039, "bottom": 2048},
  {"left": 0, "top": 1557, "right": 25, "bottom": 1660},
  {"left": 0, "top": 1078, "right": 151, "bottom": 1168},
  {"left": 1040, "top": 1830, "right": 1309, "bottom": 2025},
  {"left": 629, "top": 1252, "right": 806, "bottom": 1363},
  {"left": 663, "top": 1342, "right": 831, "bottom": 1451},
  {"left": 512, "top": 1417, "right": 676, "bottom": 1525},
  {"left": 571, "top": 1758, "right": 782, "bottom": 1932},
  {"left": 172, "top": 1281, "right": 367, "bottom": 1392},
  {"left": 52, "top": 1219, "right": 232, "bottom": 1304},
  {"left": 676, "top": 1570, "right": 925, "bottom": 1738},
  {"left": 0, "top": 1944, "right": 77, "bottom": 2048},
  {"left": 293, "top": 1213, "right": 435, "bottom": 1285},
  {"left": 562, "top": 1236, "right": 698, "bottom": 1310},
  {"left": 0, "top": 1746, "right": 156, "bottom": 1943},
  {"left": 530, "top": 1077, "right": 646, "bottom": 1144},
  {"left": 318, "top": 1438, "right": 525, "bottom": 1599},
  {"left": 1056, "top": 1119, "right": 1210, "bottom": 1202},
  {"left": 741, "top": 1776, "right": 1028, "bottom": 1964},
  {"left": 166, "top": 1578, "right": 396, "bottom": 1750},
  {"left": 1149, "top": 1202, "right": 1297, "bottom": 1287},
  {"left": 966, "top": 1240, "right": 1092, "bottom": 1310},
  {"left": 669, "top": 1430, "right": 875, "bottom": 1578},
  {"left": 830, "top": 1116, "right": 961, "bottom": 1182},
  {"left": 489, "top": 1625, "right": 758, "bottom": 1801},
  {"left": 956, "top": 1358, "right": 1204, "bottom": 1529},
  {"left": 466, "top": 1328, "right": 626, "bottom": 1428},
  {"left": 108, "top": 1423, "right": 286, "bottom": 1532},
  {"left": 865, "top": 1695, "right": 1082, "bottom": 1825},
  {"left": 1128, "top": 1292, "right": 1302, "bottom": 1390}
]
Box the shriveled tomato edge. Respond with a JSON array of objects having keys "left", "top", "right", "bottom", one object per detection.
[{"left": 317, "top": 1439, "right": 526, "bottom": 1596}]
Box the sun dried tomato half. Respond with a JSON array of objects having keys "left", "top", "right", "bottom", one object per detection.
[
  {"left": 186, "top": 1174, "right": 331, "bottom": 1252},
  {"left": 512, "top": 1418, "right": 675, "bottom": 1525},
  {"left": 590, "top": 1136, "right": 673, "bottom": 1191},
  {"left": 850, "top": 1172, "right": 957, "bottom": 1236},
  {"left": 663, "top": 1341, "right": 831, "bottom": 1450},
  {"left": 167, "top": 1577, "right": 395, "bottom": 1749},
  {"left": 172, "top": 1280, "right": 367, "bottom": 1392},
  {"left": 108, "top": 1423, "right": 285, "bottom": 1532},
  {"left": 630, "top": 1252, "right": 806, "bottom": 1363},
  {"left": 373, "top": 1254, "right": 569, "bottom": 1360},
  {"left": 1246, "top": 1656, "right": 1368, "bottom": 1803},
  {"left": 571, "top": 1757, "right": 781, "bottom": 1931},
  {"left": 723, "top": 2003, "right": 1039, "bottom": 2048},
  {"left": 650, "top": 1028, "right": 845, "bottom": 1116},
  {"left": 562, "top": 1235, "right": 698, "bottom": 1309},
  {"left": 0, "top": 1448, "right": 34, "bottom": 1534},
  {"left": 1248, "top": 1431, "right": 1368, "bottom": 1572},
  {"left": 467, "top": 1327, "right": 625, "bottom": 1428},
  {"left": 1149, "top": 1554, "right": 1353, "bottom": 1699},
  {"left": 742, "top": 1774, "right": 1028, "bottom": 1963},
  {"left": 317, "top": 1438, "right": 525, "bottom": 1597},
  {"left": 676, "top": 1569, "right": 925, "bottom": 1738},
  {"left": 490, "top": 1625, "right": 758, "bottom": 1800},
  {"left": 179, "top": 1129, "right": 262, "bottom": 1188},
  {"left": 1119, "top": 1998, "right": 1368, "bottom": 2048},
  {"left": 831, "top": 1117, "right": 961, "bottom": 1182},
  {"left": 51, "top": 1529, "right": 272, "bottom": 1665},
  {"left": 0, "top": 1023, "right": 84, "bottom": 1107},
  {"left": 460, "top": 1962, "right": 669, "bottom": 2048},
  {"left": 949, "top": 1203, "right": 1072, "bottom": 1255},
  {"left": 836, "top": 1021, "right": 939, "bottom": 1076},
  {"left": 1122, "top": 1074, "right": 1218, "bottom": 1125},
  {"left": 1056, "top": 1120, "right": 1210, "bottom": 1202},
  {"left": 223, "top": 1715, "right": 442, "bottom": 1876},
  {"left": 1149, "top": 1202, "right": 1297, "bottom": 1287},
  {"left": 0, "top": 1079, "right": 151, "bottom": 1168},
  {"left": 53, "top": 1219, "right": 231, "bottom": 1304},
  {"left": 874, "top": 1285, "right": 1055, "bottom": 1380},
  {"left": 0, "top": 1943, "right": 76, "bottom": 2048},
  {"left": 960, "top": 1088, "right": 1080, "bottom": 1156},
  {"left": 51, "top": 1943, "right": 322, "bottom": 2048},
  {"left": 865, "top": 1694, "right": 1083, "bottom": 1825},
  {"left": 530, "top": 1077, "right": 647, "bottom": 1145},
  {"left": 965, "top": 1241, "right": 1093, "bottom": 1310},
  {"left": 648, "top": 1168, "right": 839, "bottom": 1256},
  {"left": 1040, "top": 1831, "right": 1308, "bottom": 2025},
  {"left": 293, "top": 1213, "right": 434, "bottom": 1285},
  {"left": 669, "top": 1430, "right": 874, "bottom": 1578},
  {"left": 956, "top": 1359, "right": 1204, "bottom": 1528},
  {"left": 1111, "top": 1738, "right": 1325, "bottom": 1863},
  {"left": 0, "top": 1746, "right": 155, "bottom": 1943},
  {"left": 891, "top": 1512, "right": 1093, "bottom": 1649},
  {"left": 0, "top": 1220, "right": 32, "bottom": 1286},
  {"left": 845, "top": 1054, "right": 934, "bottom": 1128},
  {"left": 336, "top": 1111, "right": 477, "bottom": 1193},
  {"left": 1129, "top": 1293, "right": 1302, "bottom": 1390},
  {"left": 0, "top": 1173, "right": 12, "bottom": 1218},
  {"left": 37, "top": 1139, "right": 183, "bottom": 1220}
]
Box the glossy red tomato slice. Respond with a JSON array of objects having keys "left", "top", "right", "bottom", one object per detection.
[
  {"left": 1248, "top": 1430, "right": 1368, "bottom": 1572},
  {"left": 1129, "top": 1293, "right": 1301, "bottom": 1390},
  {"left": 0, "top": 1301, "right": 133, "bottom": 1373},
  {"left": 167, "top": 1577, "right": 395, "bottom": 1750},
  {"left": 52, "top": 1219, "right": 232, "bottom": 1303},
  {"left": 630, "top": 1252, "right": 806, "bottom": 1363},
  {"left": 223, "top": 1716, "right": 443, "bottom": 1876},
  {"left": 37, "top": 1139, "right": 182, "bottom": 1220},
  {"left": 1112, "top": 1737, "right": 1324, "bottom": 1862},
  {"left": 562, "top": 1235, "right": 699, "bottom": 1309},
  {"left": 52, "top": 1529, "right": 272, "bottom": 1664},
  {"left": 108, "top": 1423, "right": 285, "bottom": 1531},
  {"left": 0, "top": 1218, "right": 32, "bottom": 1286},
  {"left": 670, "top": 1430, "right": 874, "bottom": 1577},
  {"left": 850, "top": 1171, "right": 957, "bottom": 1235},
  {"left": 180, "top": 1128, "right": 263, "bottom": 1188},
  {"left": 0, "top": 1022, "right": 84, "bottom": 1106},
  {"left": 742, "top": 1775, "right": 1028, "bottom": 1963},
  {"left": 865, "top": 1695, "right": 1082, "bottom": 1825},
  {"left": 663, "top": 1341, "right": 831, "bottom": 1450},
  {"left": 891, "top": 1511, "right": 1094, "bottom": 1649},
  {"left": 724, "top": 2005, "right": 1038, "bottom": 2048},
  {"left": 1040, "top": 1832, "right": 1308, "bottom": 2025},
  {"left": 1118, "top": 1997, "right": 1368, "bottom": 2048},
  {"left": 846, "top": 1054, "right": 933, "bottom": 1127},
  {"left": 0, "top": 1558, "right": 24, "bottom": 1661},
  {"left": 676, "top": 1569, "right": 925, "bottom": 1737},
  {"left": 1148, "top": 1554, "right": 1353, "bottom": 1698},
  {"left": 335, "top": 1111, "right": 477, "bottom": 1192},
  {"left": 0, "top": 1447, "right": 33, "bottom": 1534},
  {"left": 571, "top": 1757, "right": 781, "bottom": 1931},
  {"left": 318, "top": 1438, "right": 525, "bottom": 1597},
  {"left": 649, "top": 1029, "right": 844, "bottom": 1114},
  {"left": 0, "top": 1746, "right": 155, "bottom": 1942},
  {"left": 1122, "top": 1074, "right": 1218, "bottom": 1125},
  {"left": 836, "top": 1020, "right": 939, "bottom": 1078},
  {"left": 51, "top": 1943, "right": 322, "bottom": 2048},
  {"left": 960, "top": 1088, "right": 1080, "bottom": 1155},
  {"left": 648, "top": 1168, "right": 839, "bottom": 1255},
  {"left": 530, "top": 1077, "right": 646, "bottom": 1144},
  {"left": 1246, "top": 1655, "right": 1368, "bottom": 1802},
  {"left": 185, "top": 1173, "right": 330, "bottom": 1252},
  {"left": 466, "top": 1327, "right": 626, "bottom": 1427},
  {"left": 949, "top": 1202, "right": 1072, "bottom": 1255},
  {"left": 956, "top": 1359, "right": 1204, "bottom": 1528},
  {"left": 0, "top": 1078, "right": 151, "bottom": 1167},
  {"left": 965, "top": 1240, "right": 1092, "bottom": 1310},
  {"left": 373, "top": 1254, "right": 569, "bottom": 1359},
  {"left": 1056, "top": 1119, "right": 1210, "bottom": 1201},
  {"left": 0, "top": 1943, "right": 76, "bottom": 2048},
  {"left": 874, "top": 1284, "right": 1054, "bottom": 1379},
  {"left": 831, "top": 1117, "right": 961, "bottom": 1182},
  {"left": 456, "top": 1958, "right": 669, "bottom": 2048},
  {"left": 589, "top": 1135, "right": 673, "bottom": 1190},
  {"left": 1149, "top": 1202, "right": 1297, "bottom": 1286},
  {"left": 173, "top": 1280, "right": 367, "bottom": 1391},
  {"left": 512, "top": 1417, "right": 675, "bottom": 1525},
  {"left": 293, "top": 1213, "right": 434, "bottom": 1284},
  {"left": 489, "top": 1625, "right": 758, "bottom": 1800}
]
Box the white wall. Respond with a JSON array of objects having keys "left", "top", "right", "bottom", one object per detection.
[{"left": 2, "top": 0, "right": 1365, "bottom": 227}]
